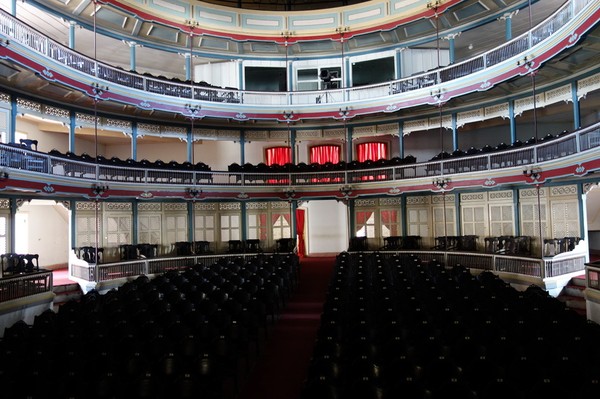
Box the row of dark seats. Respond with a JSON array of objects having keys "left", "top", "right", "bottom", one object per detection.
[
  {"left": 228, "top": 156, "right": 417, "bottom": 175},
  {"left": 0, "top": 253, "right": 40, "bottom": 274},
  {"left": 429, "top": 130, "right": 569, "bottom": 161},
  {"left": 0, "top": 253, "right": 300, "bottom": 399},
  {"left": 48, "top": 149, "right": 211, "bottom": 171},
  {"left": 300, "top": 251, "right": 600, "bottom": 399}
]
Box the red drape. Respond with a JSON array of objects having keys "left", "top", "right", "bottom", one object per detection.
[
  {"left": 265, "top": 146, "right": 291, "bottom": 166},
  {"left": 310, "top": 145, "right": 340, "bottom": 164},
  {"left": 381, "top": 210, "right": 399, "bottom": 236},
  {"left": 259, "top": 214, "right": 268, "bottom": 241},
  {"left": 296, "top": 208, "right": 305, "bottom": 258},
  {"left": 356, "top": 142, "right": 387, "bottom": 162}
]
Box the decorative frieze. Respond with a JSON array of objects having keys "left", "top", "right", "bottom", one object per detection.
[
  {"left": 220, "top": 202, "right": 241, "bottom": 210},
  {"left": 0, "top": 199, "right": 9, "bottom": 209},
  {"left": 489, "top": 190, "right": 513, "bottom": 201},
  {"left": 545, "top": 84, "right": 571, "bottom": 104},
  {"left": 269, "top": 130, "right": 289, "bottom": 140},
  {"left": 550, "top": 185, "right": 577, "bottom": 197},
  {"left": 457, "top": 109, "right": 483, "bottom": 127},
  {"left": 270, "top": 201, "right": 290, "bottom": 209},
  {"left": 519, "top": 187, "right": 547, "bottom": 199},
  {"left": 323, "top": 128, "right": 345, "bottom": 139},
  {"left": 403, "top": 119, "right": 428, "bottom": 134},
  {"left": 379, "top": 197, "right": 401, "bottom": 206},
  {"left": 138, "top": 203, "right": 162, "bottom": 212},
  {"left": 0, "top": 92, "right": 10, "bottom": 103},
  {"left": 105, "top": 202, "right": 133, "bottom": 211},
  {"left": 163, "top": 203, "right": 188, "bottom": 211},
  {"left": 460, "top": 192, "right": 485, "bottom": 202},
  {"left": 355, "top": 199, "right": 377, "bottom": 207},
  {"left": 578, "top": 72, "right": 600, "bottom": 100},
  {"left": 106, "top": 118, "right": 132, "bottom": 132},
  {"left": 406, "top": 196, "right": 430, "bottom": 205},
  {"left": 195, "top": 202, "right": 217, "bottom": 211},
  {"left": 484, "top": 103, "right": 510, "bottom": 119},
  {"left": 377, "top": 123, "right": 399, "bottom": 136},
  {"left": 297, "top": 129, "right": 323, "bottom": 139},
  {"left": 44, "top": 106, "right": 70, "bottom": 120},
  {"left": 246, "top": 202, "right": 268, "bottom": 210},
  {"left": 16, "top": 98, "right": 42, "bottom": 113},
  {"left": 245, "top": 130, "right": 269, "bottom": 141},
  {"left": 431, "top": 193, "right": 455, "bottom": 204},
  {"left": 76, "top": 201, "right": 101, "bottom": 211}
]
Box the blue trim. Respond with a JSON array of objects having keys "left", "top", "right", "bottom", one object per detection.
[
  {"left": 398, "top": 122, "right": 404, "bottom": 158},
  {"left": 509, "top": 100, "right": 516, "bottom": 143},
  {"left": 68, "top": 21, "right": 75, "bottom": 49},
  {"left": 9, "top": 95, "right": 16, "bottom": 144},
  {"left": 240, "top": 131, "right": 246, "bottom": 164},
  {"left": 513, "top": 188, "right": 520, "bottom": 236},
  {"left": 132, "top": 200, "right": 138, "bottom": 245},
  {"left": 348, "top": 199, "right": 355, "bottom": 239},
  {"left": 185, "top": 54, "right": 192, "bottom": 82},
  {"left": 346, "top": 126, "right": 353, "bottom": 161},
  {"left": 130, "top": 43, "right": 136, "bottom": 72},
  {"left": 291, "top": 201, "right": 297, "bottom": 240},
  {"left": 452, "top": 113, "right": 458, "bottom": 150},
  {"left": 9, "top": 198, "right": 16, "bottom": 253},
  {"left": 454, "top": 194, "right": 461, "bottom": 236},
  {"left": 395, "top": 49, "right": 402, "bottom": 78},
  {"left": 572, "top": 82, "right": 580, "bottom": 130},
  {"left": 505, "top": 15, "right": 512, "bottom": 41},
  {"left": 578, "top": 183, "right": 585, "bottom": 240},
  {"left": 131, "top": 122, "right": 138, "bottom": 160},
  {"left": 449, "top": 37, "right": 455, "bottom": 64},
  {"left": 70, "top": 199, "right": 76, "bottom": 250},
  {"left": 10, "top": 0, "right": 16, "bottom": 16},
  {"left": 187, "top": 128, "right": 193, "bottom": 162},
  {"left": 401, "top": 195, "right": 407, "bottom": 236},
  {"left": 241, "top": 203, "right": 247, "bottom": 241},
  {"left": 290, "top": 129, "right": 296, "bottom": 164},
  {"left": 188, "top": 202, "right": 194, "bottom": 242},
  {"left": 69, "top": 110, "right": 76, "bottom": 153}
]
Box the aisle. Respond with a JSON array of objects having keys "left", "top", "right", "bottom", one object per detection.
[{"left": 237, "top": 255, "right": 335, "bottom": 399}]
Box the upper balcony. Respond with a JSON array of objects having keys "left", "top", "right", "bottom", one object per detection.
[{"left": 0, "top": 0, "right": 597, "bottom": 125}]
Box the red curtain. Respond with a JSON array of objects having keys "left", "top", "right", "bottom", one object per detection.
[
  {"left": 265, "top": 146, "right": 291, "bottom": 166},
  {"left": 381, "top": 210, "right": 399, "bottom": 236},
  {"left": 259, "top": 214, "right": 268, "bottom": 241},
  {"left": 356, "top": 142, "right": 387, "bottom": 162},
  {"left": 310, "top": 145, "right": 340, "bottom": 164},
  {"left": 296, "top": 208, "right": 305, "bottom": 258}
]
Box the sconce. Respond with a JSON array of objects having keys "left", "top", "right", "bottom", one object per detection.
[
  {"left": 0, "top": 169, "right": 8, "bottom": 179},
  {"left": 523, "top": 166, "right": 541, "bottom": 180},
  {"left": 185, "top": 19, "right": 200, "bottom": 28},
  {"left": 283, "top": 111, "right": 294, "bottom": 122},
  {"left": 339, "top": 185, "right": 353, "bottom": 199},
  {"left": 433, "top": 177, "right": 449, "bottom": 190},
  {"left": 92, "top": 183, "right": 109, "bottom": 197},
  {"left": 284, "top": 188, "right": 296, "bottom": 201},
  {"left": 91, "top": 82, "right": 108, "bottom": 97},
  {"left": 335, "top": 26, "right": 350, "bottom": 34},
  {"left": 517, "top": 55, "right": 535, "bottom": 69},
  {"left": 430, "top": 88, "right": 444, "bottom": 102},
  {"left": 339, "top": 107, "right": 350, "bottom": 119},
  {"left": 187, "top": 187, "right": 202, "bottom": 199},
  {"left": 0, "top": 38, "right": 9, "bottom": 47},
  {"left": 185, "top": 104, "right": 201, "bottom": 117},
  {"left": 427, "top": 0, "right": 442, "bottom": 11}
]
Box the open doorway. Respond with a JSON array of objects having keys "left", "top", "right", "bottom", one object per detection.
[
  {"left": 16, "top": 199, "right": 70, "bottom": 270},
  {"left": 303, "top": 200, "right": 348, "bottom": 256}
]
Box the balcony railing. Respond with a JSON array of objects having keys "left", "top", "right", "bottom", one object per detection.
[
  {"left": 0, "top": 0, "right": 592, "bottom": 107},
  {"left": 1, "top": 122, "right": 598, "bottom": 189},
  {"left": 0, "top": 270, "right": 53, "bottom": 303}
]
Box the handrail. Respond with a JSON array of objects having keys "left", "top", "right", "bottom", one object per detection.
[
  {"left": 0, "top": 0, "right": 591, "bottom": 108},
  {"left": 0, "top": 270, "right": 53, "bottom": 303},
  {"left": 1, "top": 121, "right": 599, "bottom": 188}
]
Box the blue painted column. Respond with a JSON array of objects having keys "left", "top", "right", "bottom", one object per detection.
[
  {"left": 400, "top": 195, "right": 407, "bottom": 236},
  {"left": 578, "top": 183, "right": 587, "bottom": 243},
  {"left": 9, "top": 198, "right": 16, "bottom": 253},
  {"left": 68, "top": 21, "right": 76, "bottom": 49},
  {"left": 10, "top": 0, "right": 16, "bottom": 16},
  {"left": 132, "top": 200, "right": 138, "bottom": 245},
  {"left": 500, "top": 11, "right": 518, "bottom": 41},
  {"left": 69, "top": 110, "right": 76, "bottom": 153},
  {"left": 572, "top": 82, "right": 580, "bottom": 130},
  {"left": 513, "top": 188, "right": 520, "bottom": 236},
  {"left": 398, "top": 122, "right": 404, "bottom": 158},
  {"left": 454, "top": 194, "right": 461, "bottom": 236},
  {"left": 187, "top": 127, "right": 193, "bottom": 163},
  {"left": 346, "top": 126, "right": 353, "bottom": 161},
  {"left": 509, "top": 100, "right": 516, "bottom": 143},
  {"left": 348, "top": 199, "right": 355, "bottom": 240},
  {"left": 241, "top": 203, "right": 247, "bottom": 241},
  {"left": 239, "top": 131, "right": 246, "bottom": 164},
  {"left": 238, "top": 60, "right": 244, "bottom": 90},
  {"left": 452, "top": 113, "right": 458, "bottom": 150},
  {"left": 9, "top": 95, "right": 16, "bottom": 143},
  {"left": 395, "top": 48, "right": 404, "bottom": 79},
  {"left": 131, "top": 121, "right": 138, "bottom": 160},
  {"left": 128, "top": 42, "right": 137, "bottom": 72},
  {"left": 185, "top": 54, "right": 192, "bottom": 82},
  {"left": 70, "top": 200, "right": 77, "bottom": 250},
  {"left": 187, "top": 202, "right": 194, "bottom": 243},
  {"left": 287, "top": 59, "right": 293, "bottom": 93},
  {"left": 290, "top": 128, "right": 297, "bottom": 164},
  {"left": 445, "top": 33, "right": 460, "bottom": 64}
]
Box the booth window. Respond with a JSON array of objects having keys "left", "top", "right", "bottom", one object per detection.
[
  {"left": 310, "top": 145, "right": 341, "bottom": 164},
  {"left": 356, "top": 142, "right": 388, "bottom": 162},
  {"left": 265, "top": 146, "right": 291, "bottom": 166}
]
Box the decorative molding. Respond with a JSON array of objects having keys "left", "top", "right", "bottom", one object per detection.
[
  {"left": 484, "top": 103, "right": 510, "bottom": 119},
  {"left": 406, "top": 196, "right": 429, "bottom": 205},
  {"left": 195, "top": 202, "right": 217, "bottom": 211},
  {"left": 514, "top": 93, "right": 545, "bottom": 116},
  {"left": 545, "top": 84, "right": 572, "bottom": 104},
  {"left": 163, "top": 203, "right": 188, "bottom": 211},
  {"left": 432, "top": 193, "right": 455, "bottom": 204},
  {"left": 76, "top": 201, "right": 101, "bottom": 211},
  {"left": 269, "top": 130, "right": 289, "bottom": 140},
  {"left": 247, "top": 202, "right": 268, "bottom": 210},
  {"left": 322, "top": 128, "right": 345, "bottom": 139},
  {"left": 0, "top": 92, "right": 10, "bottom": 103},
  {"left": 45, "top": 105, "right": 70, "bottom": 120},
  {"left": 220, "top": 202, "right": 241, "bottom": 210},
  {"left": 489, "top": 190, "right": 513, "bottom": 201},
  {"left": 578, "top": 72, "right": 600, "bottom": 100},
  {"left": 355, "top": 199, "right": 377, "bottom": 207},
  {"left": 460, "top": 193, "right": 485, "bottom": 202},
  {"left": 377, "top": 123, "right": 399, "bottom": 136},
  {"left": 245, "top": 130, "right": 269, "bottom": 141},
  {"left": 379, "top": 197, "right": 401, "bottom": 206},
  {"left": 297, "top": 129, "right": 323, "bottom": 140},
  {"left": 519, "top": 187, "right": 547, "bottom": 199},
  {"left": 550, "top": 185, "right": 577, "bottom": 197},
  {"left": 457, "top": 109, "right": 483, "bottom": 128},
  {"left": 16, "top": 98, "right": 42, "bottom": 113},
  {"left": 0, "top": 199, "right": 10, "bottom": 209},
  {"left": 138, "top": 203, "right": 162, "bottom": 212},
  {"left": 270, "top": 201, "right": 290, "bottom": 209},
  {"left": 105, "top": 202, "right": 133, "bottom": 211},
  {"left": 403, "top": 119, "right": 428, "bottom": 134},
  {"left": 105, "top": 118, "right": 132, "bottom": 132}
]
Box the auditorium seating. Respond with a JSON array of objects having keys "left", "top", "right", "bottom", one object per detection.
[
  {"left": 0, "top": 253, "right": 300, "bottom": 399},
  {"left": 300, "top": 251, "right": 600, "bottom": 399}
]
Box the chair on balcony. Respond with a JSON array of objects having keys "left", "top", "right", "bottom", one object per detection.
[
  {"left": 1, "top": 253, "right": 25, "bottom": 274},
  {"left": 119, "top": 244, "right": 138, "bottom": 261},
  {"left": 137, "top": 243, "right": 158, "bottom": 259},
  {"left": 193, "top": 241, "right": 211, "bottom": 254},
  {"left": 76, "top": 246, "right": 104, "bottom": 264},
  {"left": 228, "top": 240, "right": 244, "bottom": 254},
  {"left": 348, "top": 236, "right": 368, "bottom": 251},
  {"left": 276, "top": 238, "right": 295, "bottom": 253},
  {"left": 245, "top": 239, "right": 262, "bottom": 253},
  {"left": 19, "top": 138, "right": 38, "bottom": 150},
  {"left": 23, "top": 254, "right": 40, "bottom": 272},
  {"left": 174, "top": 241, "right": 193, "bottom": 256}
]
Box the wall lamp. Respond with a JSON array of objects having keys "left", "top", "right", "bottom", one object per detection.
[
  {"left": 185, "top": 104, "right": 201, "bottom": 117},
  {"left": 284, "top": 188, "right": 296, "bottom": 201},
  {"left": 339, "top": 185, "right": 353, "bottom": 199},
  {"left": 433, "top": 177, "right": 449, "bottom": 190},
  {"left": 0, "top": 169, "right": 8, "bottom": 179},
  {"left": 523, "top": 166, "right": 542, "bottom": 180},
  {"left": 92, "top": 184, "right": 109, "bottom": 196},
  {"left": 91, "top": 82, "right": 108, "bottom": 97},
  {"left": 187, "top": 187, "right": 202, "bottom": 199}
]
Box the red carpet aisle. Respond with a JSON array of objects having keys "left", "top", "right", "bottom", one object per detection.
[{"left": 237, "top": 256, "right": 335, "bottom": 399}]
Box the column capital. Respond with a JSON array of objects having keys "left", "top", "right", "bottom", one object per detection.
[
  {"left": 122, "top": 40, "right": 141, "bottom": 48},
  {"left": 443, "top": 32, "right": 461, "bottom": 41},
  {"left": 498, "top": 9, "right": 519, "bottom": 21}
]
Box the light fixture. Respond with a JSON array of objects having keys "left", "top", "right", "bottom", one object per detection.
[
  {"left": 186, "top": 187, "right": 202, "bottom": 199},
  {"left": 284, "top": 188, "right": 296, "bottom": 201},
  {"left": 0, "top": 169, "right": 8, "bottom": 179},
  {"left": 523, "top": 166, "right": 542, "bottom": 181},
  {"left": 339, "top": 185, "right": 353, "bottom": 199},
  {"left": 433, "top": 177, "right": 449, "bottom": 190},
  {"left": 91, "top": 183, "right": 109, "bottom": 197}
]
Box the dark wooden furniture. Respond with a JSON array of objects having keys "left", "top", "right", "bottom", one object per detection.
[
  {"left": 276, "top": 238, "right": 295, "bottom": 253},
  {"left": 348, "top": 236, "right": 368, "bottom": 251}
]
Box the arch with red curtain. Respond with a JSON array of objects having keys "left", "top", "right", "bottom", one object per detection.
[{"left": 356, "top": 141, "right": 388, "bottom": 180}]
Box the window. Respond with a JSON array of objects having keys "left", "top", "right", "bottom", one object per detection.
[
  {"left": 462, "top": 205, "right": 487, "bottom": 237},
  {"left": 272, "top": 214, "right": 291, "bottom": 241},
  {"left": 520, "top": 202, "right": 548, "bottom": 238},
  {"left": 105, "top": 215, "right": 132, "bottom": 247},
  {"left": 355, "top": 211, "right": 375, "bottom": 238},
  {"left": 221, "top": 214, "right": 240, "bottom": 242},
  {"left": 310, "top": 145, "right": 340, "bottom": 164},
  {"left": 265, "top": 147, "right": 291, "bottom": 166},
  {"left": 433, "top": 205, "right": 455, "bottom": 237},
  {"left": 165, "top": 215, "right": 187, "bottom": 244},
  {"left": 380, "top": 209, "right": 401, "bottom": 237},
  {"left": 195, "top": 214, "right": 215, "bottom": 242},
  {"left": 296, "top": 67, "right": 341, "bottom": 91},
  {"left": 138, "top": 214, "right": 161, "bottom": 244},
  {"left": 76, "top": 215, "right": 99, "bottom": 247},
  {"left": 407, "top": 208, "right": 429, "bottom": 238},
  {"left": 551, "top": 200, "right": 580, "bottom": 237},
  {"left": 356, "top": 142, "right": 388, "bottom": 162},
  {"left": 247, "top": 213, "right": 268, "bottom": 241},
  {"left": 0, "top": 215, "right": 7, "bottom": 254},
  {"left": 489, "top": 204, "right": 514, "bottom": 236}
]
